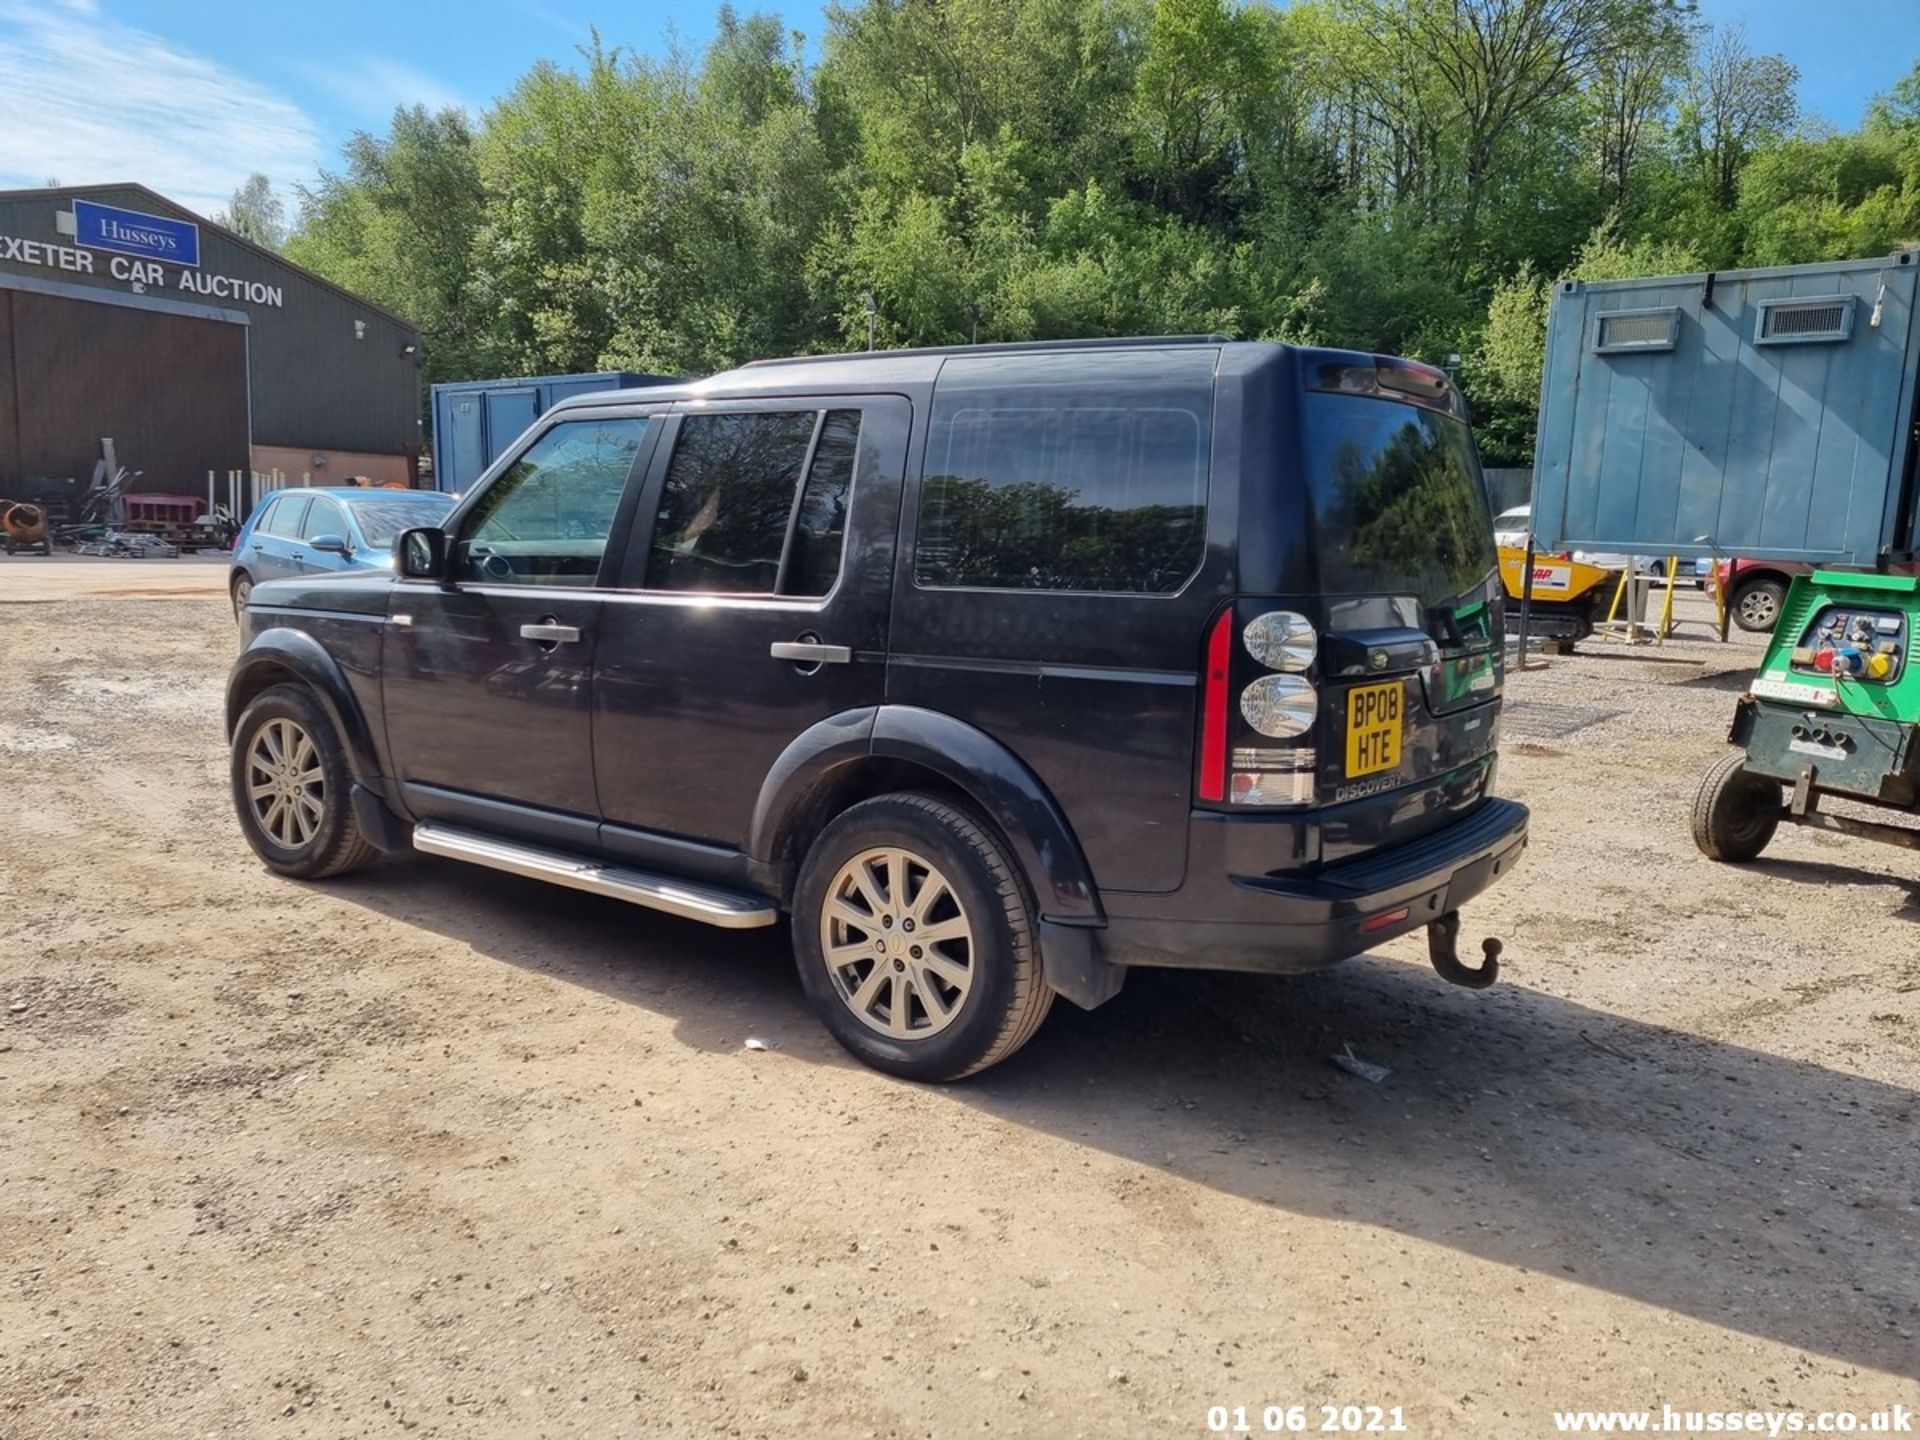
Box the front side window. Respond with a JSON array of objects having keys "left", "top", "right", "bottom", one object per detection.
[
  {"left": 458, "top": 417, "right": 652, "bottom": 585},
  {"left": 303, "top": 498, "right": 347, "bottom": 542},
  {"left": 646, "top": 409, "right": 862, "bottom": 597},
  {"left": 916, "top": 350, "right": 1214, "bottom": 594}
]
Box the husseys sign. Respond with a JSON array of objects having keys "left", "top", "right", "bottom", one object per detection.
[
  {"left": 73, "top": 199, "right": 201, "bottom": 267},
  {"left": 0, "top": 199, "right": 284, "bottom": 308}
]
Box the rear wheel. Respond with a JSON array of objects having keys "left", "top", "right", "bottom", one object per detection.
[
  {"left": 230, "top": 684, "right": 377, "bottom": 879},
  {"left": 1731, "top": 576, "right": 1785, "bottom": 633},
  {"left": 1691, "top": 752, "right": 1783, "bottom": 862},
  {"left": 231, "top": 571, "right": 254, "bottom": 623},
  {"left": 793, "top": 793, "right": 1053, "bottom": 1081}
]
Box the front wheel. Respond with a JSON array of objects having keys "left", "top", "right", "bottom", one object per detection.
[
  {"left": 1691, "top": 752, "right": 1783, "bottom": 863},
  {"left": 793, "top": 793, "right": 1054, "bottom": 1081},
  {"left": 230, "top": 684, "right": 377, "bottom": 879}
]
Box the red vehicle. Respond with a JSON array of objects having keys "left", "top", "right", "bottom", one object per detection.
[
  {"left": 1718, "top": 558, "right": 1808, "bottom": 633},
  {"left": 1719, "top": 558, "right": 1920, "bottom": 633}
]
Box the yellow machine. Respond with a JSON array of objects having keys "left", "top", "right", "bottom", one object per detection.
[{"left": 1497, "top": 547, "right": 1620, "bottom": 652}]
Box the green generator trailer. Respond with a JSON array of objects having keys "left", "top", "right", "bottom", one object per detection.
[{"left": 1694, "top": 571, "right": 1920, "bottom": 862}]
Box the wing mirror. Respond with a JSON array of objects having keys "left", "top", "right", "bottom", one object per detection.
[
  {"left": 309, "top": 534, "right": 351, "bottom": 556},
  {"left": 396, "top": 527, "right": 450, "bottom": 580}
]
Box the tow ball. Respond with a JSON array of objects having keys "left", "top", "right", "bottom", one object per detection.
[{"left": 1426, "top": 911, "right": 1501, "bottom": 989}]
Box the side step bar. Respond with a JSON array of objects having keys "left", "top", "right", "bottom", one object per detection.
[{"left": 411, "top": 821, "right": 778, "bottom": 930}]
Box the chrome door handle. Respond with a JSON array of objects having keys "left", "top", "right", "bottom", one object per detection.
[
  {"left": 770, "top": 640, "right": 852, "bottom": 666},
  {"left": 521, "top": 622, "right": 581, "bottom": 645}
]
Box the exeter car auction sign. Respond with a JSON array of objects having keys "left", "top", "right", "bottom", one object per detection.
[{"left": 0, "top": 200, "right": 284, "bottom": 308}]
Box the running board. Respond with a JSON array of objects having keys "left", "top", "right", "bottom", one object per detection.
[{"left": 411, "top": 821, "right": 778, "bottom": 929}]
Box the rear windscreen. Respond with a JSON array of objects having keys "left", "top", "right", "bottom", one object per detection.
[{"left": 1301, "top": 394, "right": 1496, "bottom": 606}]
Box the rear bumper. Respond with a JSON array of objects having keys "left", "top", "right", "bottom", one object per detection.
[{"left": 1093, "top": 797, "right": 1529, "bottom": 974}]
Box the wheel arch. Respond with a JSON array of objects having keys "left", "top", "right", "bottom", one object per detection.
[
  {"left": 1732, "top": 565, "right": 1793, "bottom": 592},
  {"left": 747, "top": 705, "right": 1105, "bottom": 926},
  {"left": 226, "top": 629, "right": 382, "bottom": 784}
]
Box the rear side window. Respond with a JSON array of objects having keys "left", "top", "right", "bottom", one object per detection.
[
  {"left": 645, "top": 409, "right": 862, "bottom": 597},
  {"left": 259, "top": 496, "right": 308, "bottom": 538},
  {"left": 784, "top": 410, "right": 858, "bottom": 598},
  {"left": 916, "top": 349, "right": 1214, "bottom": 593}
]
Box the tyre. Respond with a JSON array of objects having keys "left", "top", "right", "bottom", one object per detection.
[
  {"left": 1648, "top": 559, "right": 1666, "bottom": 579},
  {"left": 1731, "top": 577, "right": 1785, "bottom": 633},
  {"left": 231, "top": 571, "right": 254, "bottom": 623},
  {"left": 792, "top": 793, "right": 1054, "bottom": 1081},
  {"left": 230, "top": 683, "right": 377, "bottom": 879},
  {"left": 1690, "top": 752, "right": 1783, "bottom": 863}
]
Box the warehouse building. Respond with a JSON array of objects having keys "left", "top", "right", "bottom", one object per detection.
[{"left": 0, "top": 184, "right": 422, "bottom": 497}]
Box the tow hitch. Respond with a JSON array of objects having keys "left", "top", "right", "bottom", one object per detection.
[{"left": 1427, "top": 911, "right": 1501, "bottom": 989}]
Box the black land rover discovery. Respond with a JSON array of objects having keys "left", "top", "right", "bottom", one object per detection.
[{"left": 227, "top": 338, "right": 1527, "bottom": 1080}]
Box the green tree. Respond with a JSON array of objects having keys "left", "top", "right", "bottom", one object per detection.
[
  {"left": 217, "top": 173, "right": 287, "bottom": 250},
  {"left": 1467, "top": 215, "right": 1704, "bottom": 459},
  {"left": 287, "top": 106, "right": 490, "bottom": 384},
  {"left": 1675, "top": 23, "right": 1797, "bottom": 211}
]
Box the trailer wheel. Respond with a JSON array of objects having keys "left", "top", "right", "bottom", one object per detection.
[{"left": 1691, "top": 752, "right": 1783, "bottom": 863}]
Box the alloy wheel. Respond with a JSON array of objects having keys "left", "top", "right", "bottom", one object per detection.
[
  {"left": 1738, "top": 587, "right": 1779, "bottom": 629},
  {"left": 821, "top": 846, "right": 974, "bottom": 1040},
  {"left": 245, "top": 717, "right": 325, "bottom": 849}
]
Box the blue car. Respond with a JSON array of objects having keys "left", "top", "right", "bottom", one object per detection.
[{"left": 230, "top": 487, "right": 455, "bottom": 617}]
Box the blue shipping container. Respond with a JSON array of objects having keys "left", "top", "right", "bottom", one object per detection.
[
  {"left": 429, "top": 371, "right": 674, "bottom": 492},
  {"left": 1530, "top": 250, "right": 1920, "bottom": 566}
]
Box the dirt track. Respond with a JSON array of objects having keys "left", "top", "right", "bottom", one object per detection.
[{"left": 1, "top": 566, "right": 1916, "bottom": 1439}]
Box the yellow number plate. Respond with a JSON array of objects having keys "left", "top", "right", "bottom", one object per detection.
[{"left": 1345, "top": 681, "right": 1404, "bottom": 778}]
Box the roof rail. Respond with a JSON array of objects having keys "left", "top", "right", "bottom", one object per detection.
[{"left": 737, "top": 334, "right": 1233, "bottom": 369}]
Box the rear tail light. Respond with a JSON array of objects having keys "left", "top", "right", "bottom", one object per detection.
[
  {"left": 1197, "top": 609, "right": 1234, "bottom": 802},
  {"left": 1242, "top": 611, "right": 1316, "bottom": 670},
  {"left": 1240, "top": 674, "right": 1316, "bottom": 737},
  {"left": 1199, "top": 604, "right": 1320, "bottom": 808}
]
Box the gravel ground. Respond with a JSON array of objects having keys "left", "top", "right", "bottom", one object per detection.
[{"left": 1, "top": 568, "right": 1916, "bottom": 1439}]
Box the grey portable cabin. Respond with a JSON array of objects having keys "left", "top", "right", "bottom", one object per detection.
[
  {"left": 1530, "top": 250, "right": 1920, "bottom": 566},
  {"left": 430, "top": 371, "right": 673, "bottom": 492}
]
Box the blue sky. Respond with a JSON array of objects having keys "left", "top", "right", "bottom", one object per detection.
[{"left": 0, "top": 0, "right": 1912, "bottom": 218}]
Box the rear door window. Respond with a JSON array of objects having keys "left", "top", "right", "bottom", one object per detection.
[
  {"left": 915, "top": 349, "right": 1214, "bottom": 594},
  {"left": 644, "top": 409, "right": 863, "bottom": 597},
  {"left": 260, "top": 496, "right": 309, "bottom": 539}
]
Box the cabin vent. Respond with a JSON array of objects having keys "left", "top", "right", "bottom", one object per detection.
[
  {"left": 1754, "top": 295, "right": 1854, "bottom": 345},
  {"left": 1593, "top": 308, "right": 1677, "bottom": 353}
]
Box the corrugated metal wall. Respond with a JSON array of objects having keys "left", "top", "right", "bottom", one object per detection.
[
  {"left": 0, "top": 286, "right": 250, "bottom": 490},
  {"left": 0, "top": 185, "right": 419, "bottom": 462}
]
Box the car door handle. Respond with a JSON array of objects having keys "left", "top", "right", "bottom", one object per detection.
[
  {"left": 521, "top": 622, "right": 582, "bottom": 645},
  {"left": 770, "top": 640, "right": 852, "bottom": 665}
]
